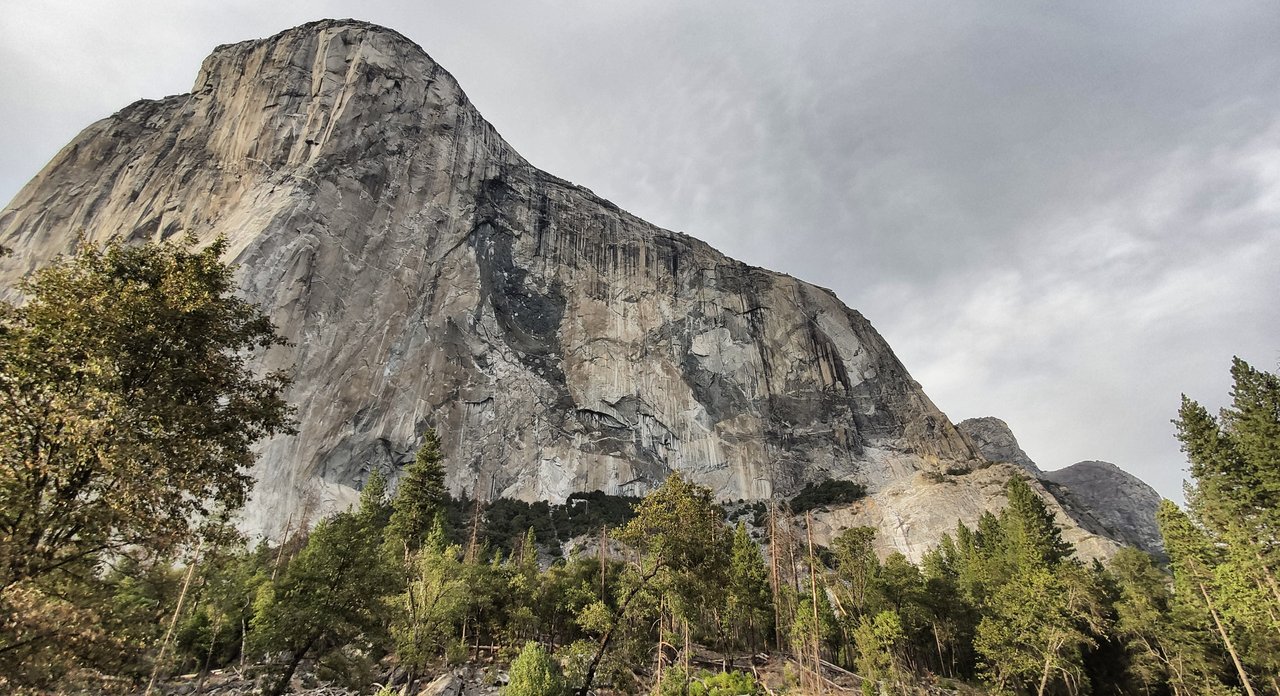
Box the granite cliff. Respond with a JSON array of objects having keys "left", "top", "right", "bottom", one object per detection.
[
  {"left": 0, "top": 20, "right": 1135, "bottom": 559},
  {"left": 957, "top": 418, "right": 1164, "bottom": 555}
]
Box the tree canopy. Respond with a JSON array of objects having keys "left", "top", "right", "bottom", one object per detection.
[
  {"left": 0, "top": 236, "right": 294, "bottom": 589},
  {"left": 0, "top": 236, "right": 294, "bottom": 688}
]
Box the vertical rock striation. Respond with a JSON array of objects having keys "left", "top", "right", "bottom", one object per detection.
[{"left": 0, "top": 20, "right": 1139, "bottom": 558}]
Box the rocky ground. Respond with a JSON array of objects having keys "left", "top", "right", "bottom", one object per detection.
[{"left": 142, "top": 665, "right": 502, "bottom": 696}]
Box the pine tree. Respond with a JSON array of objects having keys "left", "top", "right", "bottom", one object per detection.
[
  {"left": 975, "top": 563, "right": 1106, "bottom": 696},
  {"left": 852, "top": 610, "right": 906, "bottom": 690},
  {"left": 1168, "top": 359, "right": 1280, "bottom": 693},
  {"left": 576, "top": 473, "right": 730, "bottom": 696},
  {"left": 1110, "top": 547, "right": 1233, "bottom": 696},
  {"left": 998, "top": 476, "right": 1073, "bottom": 572},
  {"left": 389, "top": 428, "right": 449, "bottom": 553},
  {"left": 830, "top": 526, "right": 880, "bottom": 617},
  {"left": 1158, "top": 501, "right": 1258, "bottom": 696},
  {"left": 725, "top": 521, "right": 773, "bottom": 651}
]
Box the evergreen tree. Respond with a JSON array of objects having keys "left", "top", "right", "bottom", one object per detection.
[
  {"left": 577, "top": 473, "right": 729, "bottom": 696},
  {"left": 830, "top": 526, "right": 880, "bottom": 617},
  {"left": 975, "top": 564, "right": 1106, "bottom": 696},
  {"left": 389, "top": 520, "right": 468, "bottom": 673},
  {"left": 852, "top": 610, "right": 907, "bottom": 692},
  {"left": 389, "top": 428, "right": 449, "bottom": 553},
  {"left": 1158, "top": 500, "right": 1259, "bottom": 696},
  {"left": 1110, "top": 547, "right": 1234, "bottom": 696},
  {"left": 1168, "top": 359, "right": 1280, "bottom": 693},
  {"left": 725, "top": 521, "right": 773, "bottom": 651},
  {"left": 997, "top": 476, "right": 1073, "bottom": 573}
]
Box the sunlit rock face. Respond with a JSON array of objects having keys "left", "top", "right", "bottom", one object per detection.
[{"left": 0, "top": 20, "right": 1136, "bottom": 558}]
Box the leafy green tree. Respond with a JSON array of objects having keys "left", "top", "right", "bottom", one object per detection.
[
  {"left": 1176, "top": 359, "right": 1280, "bottom": 562},
  {"left": 830, "top": 526, "right": 880, "bottom": 618},
  {"left": 975, "top": 564, "right": 1107, "bottom": 696},
  {"left": 251, "top": 475, "right": 399, "bottom": 696},
  {"left": 872, "top": 552, "right": 934, "bottom": 675},
  {"left": 852, "top": 610, "right": 907, "bottom": 693},
  {"left": 505, "top": 640, "right": 565, "bottom": 696},
  {"left": 389, "top": 520, "right": 467, "bottom": 671},
  {"left": 576, "top": 473, "right": 728, "bottom": 696},
  {"left": 1172, "top": 358, "right": 1280, "bottom": 691},
  {"left": 920, "top": 535, "right": 979, "bottom": 679},
  {"left": 996, "top": 476, "right": 1073, "bottom": 575},
  {"left": 791, "top": 587, "right": 839, "bottom": 653},
  {"left": 0, "top": 236, "right": 293, "bottom": 589},
  {"left": 1110, "top": 547, "right": 1233, "bottom": 696},
  {"left": 1158, "top": 500, "right": 1259, "bottom": 696},
  {"left": 0, "top": 236, "right": 293, "bottom": 689}
]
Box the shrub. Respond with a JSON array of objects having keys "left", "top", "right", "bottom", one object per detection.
[
  {"left": 789, "top": 480, "right": 867, "bottom": 514},
  {"left": 505, "top": 641, "right": 564, "bottom": 696}
]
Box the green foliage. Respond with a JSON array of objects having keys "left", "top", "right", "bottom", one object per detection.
[
  {"left": 250, "top": 482, "right": 400, "bottom": 695},
  {"left": 0, "top": 236, "right": 293, "bottom": 690},
  {"left": 1163, "top": 358, "right": 1280, "bottom": 690},
  {"left": 974, "top": 564, "right": 1107, "bottom": 693},
  {"left": 0, "top": 236, "right": 293, "bottom": 584},
  {"left": 389, "top": 429, "right": 448, "bottom": 553},
  {"left": 790, "top": 590, "right": 839, "bottom": 657},
  {"left": 1110, "top": 547, "right": 1232, "bottom": 694},
  {"left": 853, "top": 610, "right": 906, "bottom": 686},
  {"left": 474, "top": 490, "right": 641, "bottom": 557},
  {"left": 998, "top": 476, "right": 1074, "bottom": 569},
  {"left": 788, "top": 479, "right": 867, "bottom": 514},
  {"left": 725, "top": 521, "right": 774, "bottom": 650},
  {"left": 505, "top": 641, "right": 565, "bottom": 696},
  {"left": 659, "top": 667, "right": 760, "bottom": 696},
  {"left": 8, "top": 355, "right": 1275, "bottom": 695},
  {"left": 689, "top": 670, "right": 761, "bottom": 696},
  {"left": 831, "top": 526, "right": 880, "bottom": 615},
  {"left": 389, "top": 533, "right": 469, "bottom": 669}
]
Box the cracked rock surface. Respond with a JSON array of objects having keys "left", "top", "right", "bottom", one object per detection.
[{"left": 0, "top": 20, "right": 1138, "bottom": 558}]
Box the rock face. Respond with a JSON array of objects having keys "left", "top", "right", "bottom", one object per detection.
[
  {"left": 0, "top": 20, "right": 1131, "bottom": 558},
  {"left": 957, "top": 418, "right": 1163, "bottom": 555},
  {"left": 1043, "top": 461, "right": 1165, "bottom": 557},
  {"left": 956, "top": 417, "right": 1040, "bottom": 474}
]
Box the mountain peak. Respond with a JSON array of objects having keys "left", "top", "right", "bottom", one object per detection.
[{"left": 1, "top": 22, "right": 1140, "bottom": 562}]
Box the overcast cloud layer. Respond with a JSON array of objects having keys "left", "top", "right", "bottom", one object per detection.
[{"left": 3, "top": 1, "right": 1278, "bottom": 501}]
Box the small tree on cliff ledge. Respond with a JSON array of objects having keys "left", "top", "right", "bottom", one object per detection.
[{"left": 0, "top": 235, "right": 295, "bottom": 591}]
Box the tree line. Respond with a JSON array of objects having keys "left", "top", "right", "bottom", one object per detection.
[{"left": 1, "top": 238, "right": 1276, "bottom": 694}]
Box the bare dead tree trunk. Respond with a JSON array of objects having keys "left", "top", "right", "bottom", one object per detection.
[
  {"left": 1197, "top": 580, "right": 1257, "bottom": 696},
  {"left": 806, "top": 512, "right": 822, "bottom": 695},
  {"left": 600, "top": 526, "right": 608, "bottom": 601},
  {"left": 271, "top": 513, "right": 293, "bottom": 583},
  {"left": 145, "top": 538, "right": 205, "bottom": 696},
  {"left": 769, "top": 501, "right": 782, "bottom": 651}
]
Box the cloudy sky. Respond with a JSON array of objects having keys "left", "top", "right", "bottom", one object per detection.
[{"left": 3, "top": 1, "right": 1278, "bottom": 501}]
